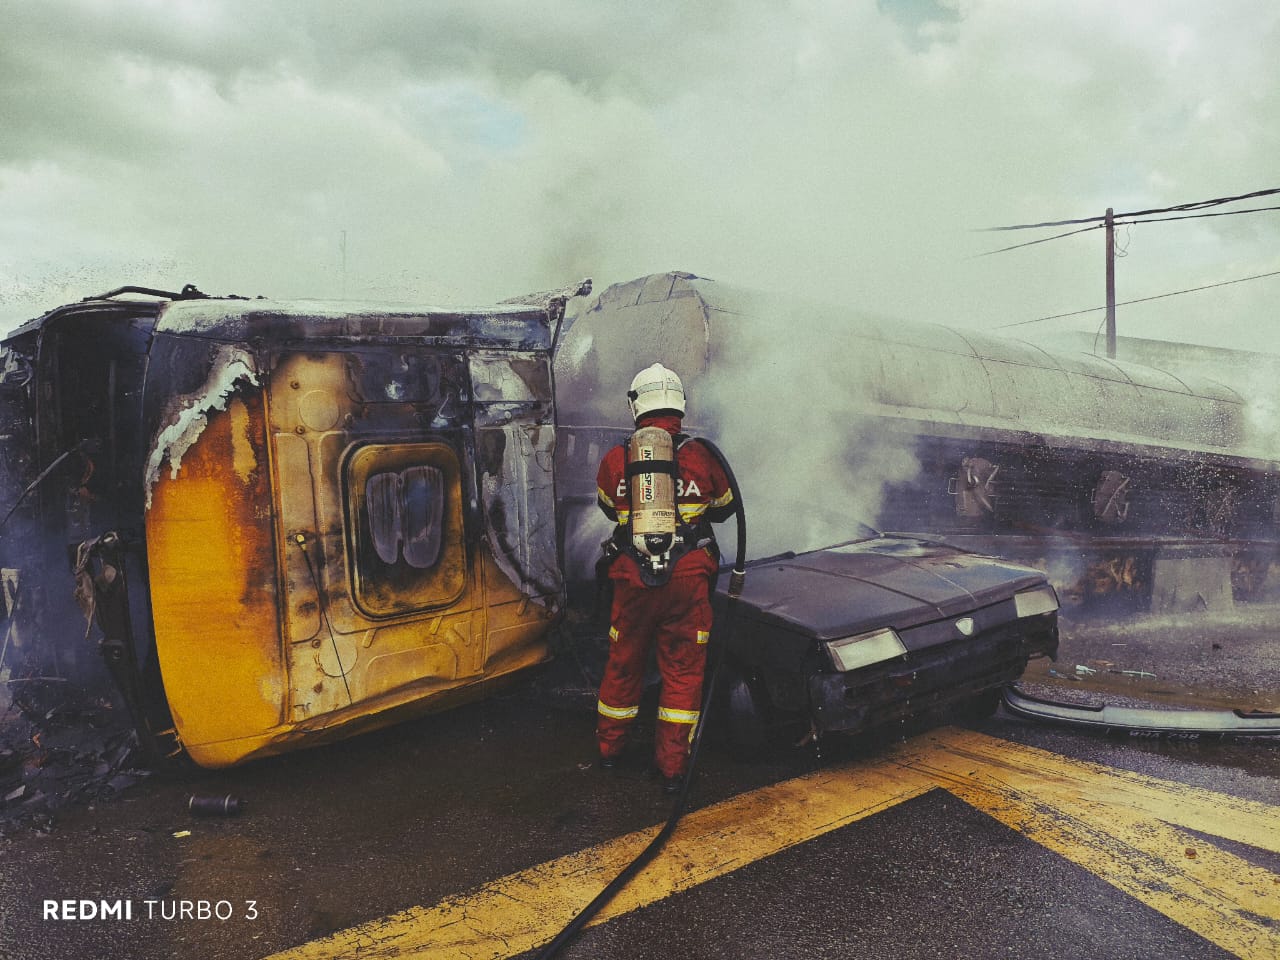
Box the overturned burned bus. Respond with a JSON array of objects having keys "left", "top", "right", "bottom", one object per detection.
[{"left": 0, "top": 285, "right": 566, "bottom": 768}]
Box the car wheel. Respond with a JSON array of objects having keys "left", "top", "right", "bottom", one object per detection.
[
  {"left": 958, "top": 687, "right": 1003, "bottom": 723},
  {"left": 721, "top": 662, "right": 774, "bottom": 758}
]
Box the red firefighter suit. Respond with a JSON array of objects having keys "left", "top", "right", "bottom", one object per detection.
[{"left": 595, "top": 413, "right": 736, "bottom": 779}]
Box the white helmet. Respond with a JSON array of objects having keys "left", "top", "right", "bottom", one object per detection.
[{"left": 627, "top": 362, "right": 686, "bottom": 421}]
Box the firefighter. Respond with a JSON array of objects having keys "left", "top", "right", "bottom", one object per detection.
[{"left": 594, "top": 363, "right": 736, "bottom": 793}]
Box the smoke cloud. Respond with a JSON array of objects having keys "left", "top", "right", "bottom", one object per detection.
[
  {"left": 1, "top": 1, "right": 1277, "bottom": 356},
  {"left": 695, "top": 292, "right": 923, "bottom": 557}
]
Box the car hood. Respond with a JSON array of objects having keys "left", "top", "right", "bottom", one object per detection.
[{"left": 725, "top": 536, "right": 1047, "bottom": 641}]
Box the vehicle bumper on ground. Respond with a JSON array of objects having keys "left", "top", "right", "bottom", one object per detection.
[{"left": 1002, "top": 685, "right": 1280, "bottom": 737}]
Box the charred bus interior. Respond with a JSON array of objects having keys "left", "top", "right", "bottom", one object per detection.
[{"left": 0, "top": 297, "right": 172, "bottom": 756}]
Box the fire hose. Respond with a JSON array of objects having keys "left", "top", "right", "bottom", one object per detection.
[{"left": 534, "top": 437, "right": 746, "bottom": 960}]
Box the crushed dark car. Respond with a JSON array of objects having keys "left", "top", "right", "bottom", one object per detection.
[{"left": 712, "top": 532, "right": 1060, "bottom": 750}]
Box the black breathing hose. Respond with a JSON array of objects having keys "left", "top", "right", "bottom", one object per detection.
[{"left": 534, "top": 437, "right": 746, "bottom": 960}]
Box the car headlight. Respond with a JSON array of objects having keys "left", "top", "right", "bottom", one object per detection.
[
  {"left": 1014, "top": 585, "right": 1059, "bottom": 618},
  {"left": 824, "top": 628, "right": 908, "bottom": 672}
]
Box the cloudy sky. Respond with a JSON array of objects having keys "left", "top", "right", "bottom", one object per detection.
[{"left": 1, "top": 0, "right": 1277, "bottom": 352}]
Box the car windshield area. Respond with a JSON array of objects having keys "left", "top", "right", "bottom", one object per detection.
[
  {"left": 805, "top": 522, "right": 882, "bottom": 553},
  {"left": 726, "top": 514, "right": 882, "bottom": 568}
]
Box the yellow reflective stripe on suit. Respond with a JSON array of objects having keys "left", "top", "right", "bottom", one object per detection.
[
  {"left": 598, "top": 700, "right": 639, "bottom": 720},
  {"left": 679, "top": 503, "right": 707, "bottom": 521},
  {"left": 657, "top": 707, "right": 700, "bottom": 725}
]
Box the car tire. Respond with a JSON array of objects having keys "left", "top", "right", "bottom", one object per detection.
[
  {"left": 721, "top": 662, "right": 774, "bottom": 759},
  {"left": 958, "top": 687, "right": 1003, "bottom": 723}
]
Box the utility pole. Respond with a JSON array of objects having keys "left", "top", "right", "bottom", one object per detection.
[
  {"left": 340, "top": 229, "right": 348, "bottom": 299},
  {"left": 1104, "top": 207, "right": 1116, "bottom": 359}
]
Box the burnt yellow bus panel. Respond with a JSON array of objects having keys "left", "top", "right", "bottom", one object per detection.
[
  {"left": 268, "top": 351, "right": 484, "bottom": 726},
  {"left": 272, "top": 432, "right": 323, "bottom": 645},
  {"left": 147, "top": 347, "right": 559, "bottom": 767},
  {"left": 146, "top": 395, "right": 286, "bottom": 752},
  {"left": 278, "top": 437, "right": 479, "bottom": 719},
  {"left": 478, "top": 552, "right": 556, "bottom": 677},
  {"left": 357, "top": 615, "right": 474, "bottom": 701},
  {"left": 268, "top": 357, "right": 359, "bottom": 719}
]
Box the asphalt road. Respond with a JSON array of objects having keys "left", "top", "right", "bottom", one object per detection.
[{"left": 0, "top": 621, "right": 1277, "bottom": 960}]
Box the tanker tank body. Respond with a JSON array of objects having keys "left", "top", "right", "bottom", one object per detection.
[{"left": 552, "top": 272, "right": 1280, "bottom": 615}]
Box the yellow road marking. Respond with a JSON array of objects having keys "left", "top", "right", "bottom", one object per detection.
[
  {"left": 909, "top": 730, "right": 1280, "bottom": 960},
  {"left": 906, "top": 728, "right": 1280, "bottom": 855},
  {"left": 265, "top": 728, "right": 1280, "bottom": 960},
  {"left": 265, "top": 762, "right": 935, "bottom": 960}
]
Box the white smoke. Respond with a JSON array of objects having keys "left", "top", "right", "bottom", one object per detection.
[
  {"left": 695, "top": 292, "right": 922, "bottom": 559},
  {"left": 2, "top": 1, "right": 1278, "bottom": 350}
]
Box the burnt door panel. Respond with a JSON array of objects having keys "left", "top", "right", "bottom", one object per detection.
[{"left": 266, "top": 349, "right": 481, "bottom": 723}]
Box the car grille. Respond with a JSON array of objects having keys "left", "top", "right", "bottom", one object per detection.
[{"left": 809, "top": 616, "right": 1058, "bottom": 734}]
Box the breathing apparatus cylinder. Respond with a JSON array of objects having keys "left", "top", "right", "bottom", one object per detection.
[{"left": 627, "top": 426, "right": 677, "bottom": 559}]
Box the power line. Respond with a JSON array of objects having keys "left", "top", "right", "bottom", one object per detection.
[
  {"left": 976, "top": 187, "right": 1280, "bottom": 359},
  {"left": 975, "top": 199, "right": 1280, "bottom": 258},
  {"left": 1118, "top": 204, "right": 1280, "bottom": 227},
  {"left": 980, "top": 186, "right": 1280, "bottom": 233},
  {"left": 972, "top": 223, "right": 1102, "bottom": 258},
  {"left": 993, "top": 268, "right": 1280, "bottom": 330}
]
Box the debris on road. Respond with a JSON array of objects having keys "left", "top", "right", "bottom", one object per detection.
[
  {"left": 188, "top": 794, "right": 245, "bottom": 817},
  {"left": 0, "top": 681, "right": 148, "bottom": 835}
]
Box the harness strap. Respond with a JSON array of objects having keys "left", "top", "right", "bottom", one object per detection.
[{"left": 625, "top": 458, "right": 677, "bottom": 479}]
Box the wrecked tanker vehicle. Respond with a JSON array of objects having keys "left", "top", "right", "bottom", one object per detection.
[
  {"left": 552, "top": 273, "right": 1280, "bottom": 745},
  {"left": 553, "top": 272, "right": 1280, "bottom": 614},
  {"left": 1, "top": 271, "right": 1274, "bottom": 768}
]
